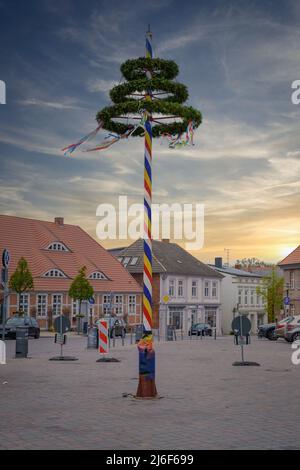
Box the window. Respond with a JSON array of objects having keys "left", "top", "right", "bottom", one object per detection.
[
  {"left": 130, "top": 257, "right": 139, "bottom": 266},
  {"left": 250, "top": 290, "right": 255, "bottom": 306},
  {"left": 291, "top": 304, "right": 295, "bottom": 316},
  {"left": 47, "top": 242, "right": 69, "bottom": 252},
  {"left": 52, "top": 294, "right": 62, "bottom": 315},
  {"left": 102, "top": 295, "right": 111, "bottom": 315},
  {"left": 212, "top": 281, "right": 217, "bottom": 298},
  {"left": 44, "top": 269, "right": 66, "bottom": 278},
  {"left": 290, "top": 271, "right": 295, "bottom": 289},
  {"left": 72, "top": 300, "right": 78, "bottom": 316},
  {"left": 205, "top": 308, "right": 217, "bottom": 328},
  {"left": 115, "top": 295, "right": 123, "bottom": 315},
  {"left": 192, "top": 281, "right": 197, "bottom": 298},
  {"left": 88, "top": 271, "right": 107, "bottom": 280},
  {"left": 178, "top": 280, "right": 183, "bottom": 297},
  {"left": 168, "top": 307, "right": 183, "bottom": 329},
  {"left": 169, "top": 279, "right": 175, "bottom": 297},
  {"left": 122, "top": 257, "right": 131, "bottom": 267},
  {"left": 204, "top": 281, "right": 209, "bottom": 298},
  {"left": 128, "top": 295, "right": 136, "bottom": 314},
  {"left": 244, "top": 289, "right": 248, "bottom": 306},
  {"left": 117, "top": 257, "right": 123, "bottom": 263},
  {"left": 37, "top": 294, "right": 47, "bottom": 316},
  {"left": 238, "top": 289, "right": 242, "bottom": 305},
  {"left": 19, "top": 293, "right": 29, "bottom": 315}
]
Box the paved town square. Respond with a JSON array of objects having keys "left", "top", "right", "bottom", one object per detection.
[{"left": 0, "top": 335, "right": 299, "bottom": 450}]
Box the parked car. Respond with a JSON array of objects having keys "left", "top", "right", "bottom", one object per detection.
[
  {"left": 189, "top": 323, "right": 212, "bottom": 336},
  {"left": 275, "top": 315, "right": 299, "bottom": 340},
  {"left": 285, "top": 325, "right": 300, "bottom": 343},
  {"left": 257, "top": 322, "right": 276, "bottom": 340},
  {"left": 95, "top": 316, "right": 126, "bottom": 338},
  {"left": 258, "top": 317, "right": 293, "bottom": 341},
  {"left": 0, "top": 316, "right": 40, "bottom": 339},
  {"left": 284, "top": 315, "right": 300, "bottom": 342}
]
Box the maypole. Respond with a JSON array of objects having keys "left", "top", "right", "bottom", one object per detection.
[
  {"left": 63, "top": 27, "right": 202, "bottom": 400},
  {"left": 136, "top": 26, "right": 157, "bottom": 398}
]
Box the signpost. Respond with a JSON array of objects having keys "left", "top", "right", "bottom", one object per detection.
[
  {"left": 231, "top": 315, "right": 260, "bottom": 367},
  {"left": 49, "top": 315, "right": 77, "bottom": 361},
  {"left": 1, "top": 249, "right": 9, "bottom": 365}
]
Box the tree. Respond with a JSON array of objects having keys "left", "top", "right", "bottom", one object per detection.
[
  {"left": 9, "top": 257, "right": 34, "bottom": 313},
  {"left": 256, "top": 267, "right": 284, "bottom": 323},
  {"left": 68, "top": 266, "right": 94, "bottom": 325},
  {"left": 236, "top": 258, "right": 268, "bottom": 268}
]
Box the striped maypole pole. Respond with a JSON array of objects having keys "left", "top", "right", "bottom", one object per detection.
[
  {"left": 136, "top": 26, "right": 157, "bottom": 398},
  {"left": 143, "top": 25, "right": 153, "bottom": 334}
]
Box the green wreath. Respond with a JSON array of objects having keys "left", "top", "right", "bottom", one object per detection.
[
  {"left": 97, "top": 56, "right": 202, "bottom": 137},
  {"left": 109, "top": 78, "right": 188, "bottom": 104},
  {"left": 121, "top": 57, "right": 179, "bottom": 81}
]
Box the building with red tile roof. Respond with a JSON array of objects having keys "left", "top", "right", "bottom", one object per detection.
[
  {"left": 278, "top": 245, "right": 300, "bottom": 316},
  {"left": 0, "top": 215, "right": 142, "bottom": 329}
]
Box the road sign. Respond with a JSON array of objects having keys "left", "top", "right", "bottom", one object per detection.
[
  {"left": 231, "top": 315, "right": 251, "bottom": 336},
  {"left": 284, "top": 296, "right": 290, "bottom": 306},
  {"left": 2, "top": 249, "right": 10, "bottom": 268},
  {"left": 237, "top": 336, "right": 246, "bottom": 345},
  {"left": 89, "top": 297, "right": 95, "bottom": 305},
  {"left": 55, "top": 333, "right": 67, "bottom": 345},
  {"left": 54, "top": 315, "right": 71, "bottom": 334}
]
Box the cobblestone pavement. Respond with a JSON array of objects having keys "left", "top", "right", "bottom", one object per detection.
[{"left": 0, "top": 335, "right": 299, "bottom": 450}]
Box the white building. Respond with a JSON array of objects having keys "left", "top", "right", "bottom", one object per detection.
[
  {"left": 209, "top": 258, "right": 267, "bottom": 334},
  {"left": 111, "top": 239, "right": 224, "bottom": 336}
]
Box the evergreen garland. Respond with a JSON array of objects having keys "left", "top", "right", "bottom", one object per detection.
[{"left": 96, "top": 56, "right": 202, "bottom": 137}]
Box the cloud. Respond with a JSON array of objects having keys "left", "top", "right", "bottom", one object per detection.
[
  {"left": 86, "top": 79, "right": 118, "bottom": 93},
  {"left": 17, "top": 98, "right": 84, "bottom": 110}
]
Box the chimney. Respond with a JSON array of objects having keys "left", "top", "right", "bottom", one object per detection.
[
  {"left": 54, "top": 217, "right": 64, "bottom": 227},
  {"left": 215, "top": 257, "right": 223, "bottom": 268},
  {"left": 162, "top": 238, "right": 170, "bottom": 243}
]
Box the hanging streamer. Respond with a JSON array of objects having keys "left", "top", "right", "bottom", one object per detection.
[
  {"left": 161, "top": 120, "right": 196, "bottom": 149},
  {"left": 62, "top": 119, "right": 197, "bottom": 155},
  {"left": 62, "top": 121, "right": 103, "bottom": 156}
]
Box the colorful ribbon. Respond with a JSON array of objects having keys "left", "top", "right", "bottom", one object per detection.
[
  {"left": 62, "top": 122, "right": 103, "bottom": 155},
  {"left": 161, "top": 120, "right": 196, "bottom": 149}
]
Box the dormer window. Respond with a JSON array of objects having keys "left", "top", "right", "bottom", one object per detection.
[
  {"left": 47, "top": 242, "right": 69, "bottom": 252},
  {"left": 88, "top": 271, "right": 108, "bottom": 280},
  {"left": 44, "top": 269, "right": 66, "bottom": 278}
]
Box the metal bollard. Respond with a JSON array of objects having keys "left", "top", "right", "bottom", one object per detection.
[{"left": 214, "top": 327, "right": 217, "bottom": 340}]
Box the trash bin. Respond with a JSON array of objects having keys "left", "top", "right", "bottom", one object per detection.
[
  {"left": 87, "top": 326, "right": 99, "bottom": 349},
  {"left": 16, "top": 326, "right": 28, "bottom": 358}
]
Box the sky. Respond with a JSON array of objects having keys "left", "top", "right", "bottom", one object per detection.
[{"left": 0, "top": 0, "right": 300, "bottom": 265}]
